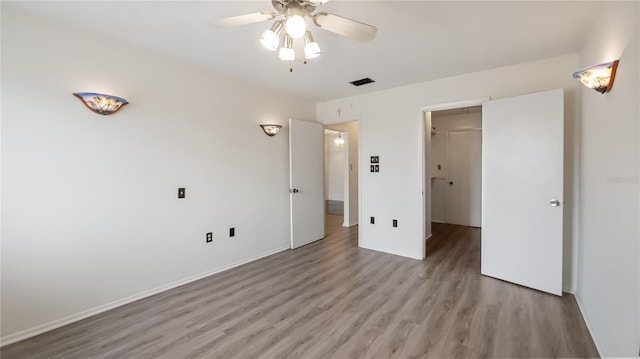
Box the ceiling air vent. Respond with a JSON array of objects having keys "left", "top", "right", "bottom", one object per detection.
[{"left": 349, "top": 78, "right": 375, "bottom": 87}]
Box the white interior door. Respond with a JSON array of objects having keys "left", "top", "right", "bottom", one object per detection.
[
  {"left": 289, "top": 118, "right": 325, "bottom": 249},
  {"left": 445, "top": 130, "right": 482, "bottom": 227},
  {"left": 481, "top": 89, "right": 564, "bottom": 295}
]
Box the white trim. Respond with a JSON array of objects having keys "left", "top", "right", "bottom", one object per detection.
[
  {"left": 419, "top": 97, "right": 492, "bottom": 113},
  {"left": 573, "top": 293, "right": 604, "bottom": 358},
  {"left": 425, "top": 233, "right": 433, "bottom": 241},
  {"left": 342, "top": 130, "right": 350, "bottom": 227},
  {"left": 420, "top": 97, "right": 490, "bottom": 260},
  {"left": 357, "top": 119, "right": 363, "bottom": 248},
  {"left": 420, "top": 110, "right": 428, "bottom": 259},
  {"left": 323, "top": 119, "right": 361, "bottom": 237},
  {"left": 0, "top": 245, "right": 290, "bottom": 347}
]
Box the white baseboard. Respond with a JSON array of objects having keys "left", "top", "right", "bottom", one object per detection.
[
  {"left": 563, "top": 286, "right": 576, "bottom": 294},
  {"left": 573, "top": 293, "right": 604, "bottom": 358},
  {"left": 0, "top": 245, "right": 290, "bottom": 347},
  {"left": 425, "top": 234, "right": 433, "bottom": 241}
]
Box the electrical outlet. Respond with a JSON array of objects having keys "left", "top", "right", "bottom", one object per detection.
[
  {"left": 370, "top": 217, "right": 375, "bottom": 224},
  {"left": 206, "top": 232, "right": 212, "bottom": 243},
  {"left": 178, "top": 188, "right": 185, "bottom": 198},
  {"left": 393, "top": 219, "right": 398, "bottom": 227},
  {"left": 230, "top": 228, "right": 235, "bottom": 237}
]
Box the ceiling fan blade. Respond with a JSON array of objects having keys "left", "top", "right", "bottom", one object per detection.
[
  {"left": 210, "top": 11, "right": 276, "bottom": 28},
  {"left": 312, "top": 12, "right": 377, "bottom": 42}
]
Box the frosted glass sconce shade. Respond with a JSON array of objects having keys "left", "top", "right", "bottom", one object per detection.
[
  {"left": 260, "top": 124, "right": 283, "bottom": 136},
  {"left": 572, "top": 60, "right": 619, "bottom": 94},
  {"left": 73, "top": 92, "right": 128, "bottom": 115}
]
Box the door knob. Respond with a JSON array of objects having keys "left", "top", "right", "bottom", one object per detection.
[
  {"left": 290, "top": 188, "right": 299, "bottom": 193},
  {"left": 449, "top": 181, "right": 454, "bottom": 185},
  {"left": 549, "top": 199, "right": 560, "bottom": 207}
]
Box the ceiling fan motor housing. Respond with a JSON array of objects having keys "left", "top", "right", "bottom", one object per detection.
[{"left": 272, "top": 0, "right": 318, "bottom": 16}]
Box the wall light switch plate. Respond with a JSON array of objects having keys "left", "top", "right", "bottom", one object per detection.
[
  {"left": 178, "top": 188, "right": 185, "bottom": 198},
  {"left": 206, "top": 232, "right": 213, "bottom": 243},
  {"left": 393, "top": 219, "right": 398, "bottom": 227}
]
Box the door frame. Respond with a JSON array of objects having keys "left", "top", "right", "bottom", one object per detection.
[
  {"left": 324, "top": 120, "right": 362, "bottom": 246},
  {"left": 419, "top": 97, "right": 490, "bottom": 258},
  {"left": 324, "top": 128, "right": 350, "bottom": 226}
]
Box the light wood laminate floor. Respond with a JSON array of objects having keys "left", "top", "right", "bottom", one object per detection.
[{"left": 2, "top": 215, "right": 598, "bottom": 358}]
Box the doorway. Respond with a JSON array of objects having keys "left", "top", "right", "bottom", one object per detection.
[
  {"left": 324, "top": 129, "right": 346, "bottom": 226},
  {"left": 420, "top": 90, "right": 564, "bottom": 295},
  {"left": 421, "top": 98, "right": 488, "bottom": 258},
  {"left": 430, "top": 106, "right": 482, "bottom": 228},
  {"left": 324, "top": 121, "right": 359, "bottom": 229}
]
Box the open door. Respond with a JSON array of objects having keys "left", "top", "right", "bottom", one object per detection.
[
  {"left": 289, "top": 118, "right": 325, "bottom": 249},
  {"left": 481, "top": 89, "right": 564, "bottom": 295}
]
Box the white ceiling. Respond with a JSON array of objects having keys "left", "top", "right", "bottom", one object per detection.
[{"left": 6, "top": 1, "right": 601, "bottom": 102}]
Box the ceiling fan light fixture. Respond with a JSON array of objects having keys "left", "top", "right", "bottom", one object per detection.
[
  {"left": 303, "top": 31, "right": 322, "bottom": 59},
  {"left": 285, "top": 15, "right": 306, "bottom": 39},
  {"left": 217, "top": 1, "right": 376, "bottom": 64},
  {"left": 279, "top": 47, "right": 295, "bottom": 62},
  {"left": 334, "top": 132, "right": 344, "bottom": 149},
  {"left": 278, "top": 34, "right": 295, "bottom": 62},
  {"left": 260, "top": 20, "right": 284, "bottom": 51}
]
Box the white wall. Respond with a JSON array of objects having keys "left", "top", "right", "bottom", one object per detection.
[
  {"left": 318, "top": 54, "right": 580, "bottom": 271},
  {"left": 324, "top": 131, "right": 344, "bottom": 201},
  {"left": 326, "top": 121, "right": 359, "bottom": 227},
  {"left": 430, "top": 112, "right": 482, "bottom": 224},
  {"left": 0, "top": 7, "right": 315, "bottom": 343},
  {"left": 575, "top": 1, "right": 639, "bottom": 357}
]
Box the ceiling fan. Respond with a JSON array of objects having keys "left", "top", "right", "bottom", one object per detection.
[{"left": 213, "top": 0, "right": 377, "bottom": 66}]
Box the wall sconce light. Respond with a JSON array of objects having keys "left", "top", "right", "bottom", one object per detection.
[
  {"left": 259, "top": 124, "right": 282, "bottom": 136},
  {"left": 73, "top": 92, "right": 128, "bottom": 115},
  {"left": 572, "top": 60, "right": 619, "bottom": 94},
  {"left": 334, "top": 132, "right": 344, "bottom": 149}
]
